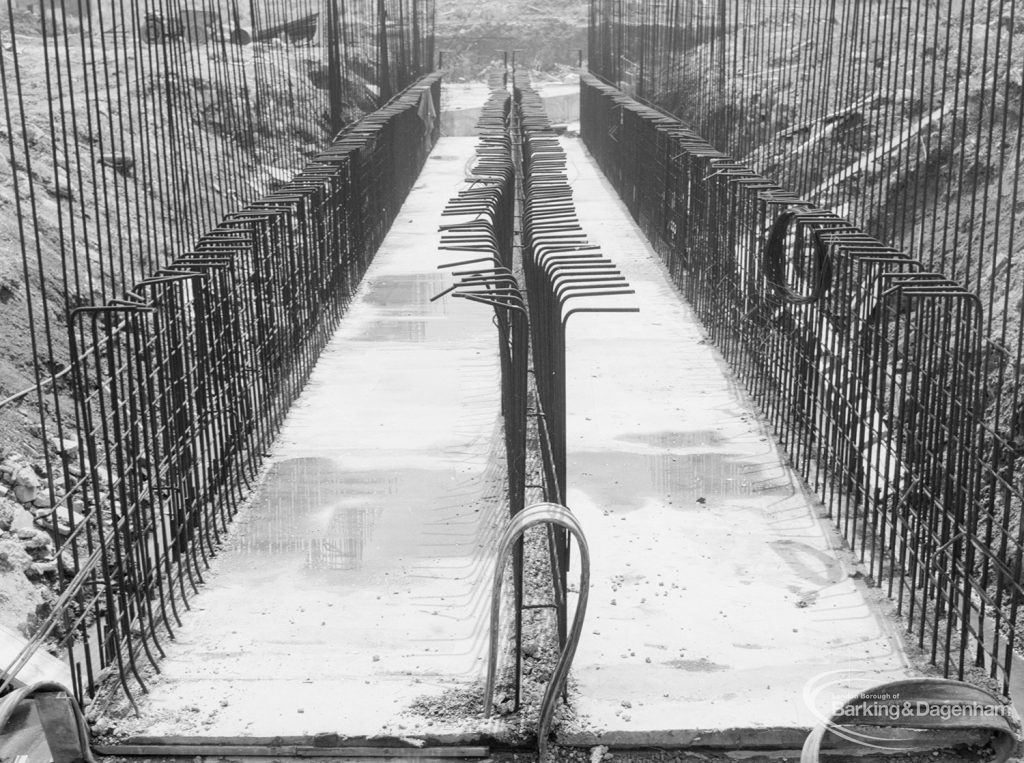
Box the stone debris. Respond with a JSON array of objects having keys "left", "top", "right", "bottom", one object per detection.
[
  {"left": 32, "top": 508, "right": 87, "bottom": 536},
  {"left": 25, "top": 560, "right": 58, "bottom": 581},
  {"left": 48, "top": 436, "right": 79, "bottom": 458},
  {"left": 31, "top": 489, "right": 53, "bottom": 509},
  {"left": 0, "top": 446, "right": 112, "bottom": 637},
  {"left": 99, "top": 152, "right": 135, "bottom": 177},
  {"left": 0, "top": 499, "right": 14, "bottom": 532},
  {"left": 12, "top": 465, "right": 40, "bottom": 503}
]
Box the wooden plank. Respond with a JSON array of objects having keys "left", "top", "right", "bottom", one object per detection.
[
  {"left": 94, "top": 745, "right": 490, "bottom": 758},
  {"left": 558, "top": 726, "right": 989, "bottom": 750},
  {"left": 125, "top": 735, "right": 310, "bottom": 745}
]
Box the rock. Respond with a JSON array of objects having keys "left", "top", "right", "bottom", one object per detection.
[
  {"left": 13, "top": 466, "right": 40, "bottom": 504},
  {"left": 0, "top": 502, "right": 13, "bottom": 531},
  {"left": 21, "top": 532, "right": 53, "bottom": 557},
  {"left": 48, "top": 436, "right": 79, "bottom": 458},
  {"left": 34, "top": 510, "right": 86, "bottom": 537},
  {"left": 25, "top": 560, "right": 57, "bottom": 580},
  {"left": 58, "top": 550, "right": 77, "bottom": 575},
  {"left": 0, "top": 458, "right": 22, "bottom": 484},
  {"left": 99, "top": 153, "right": 135, "bottom": 177},
  {"left": 0, "top": 540, "right": 52, "bottom": 636},
  {"left": 32, "top": 490, "right": 54, "bottom": 509},
  {"left": 0, "top": 539, "right": 31, "bottom": 573},
  {"left": 20, "top": 123, "right": 41, "bottom": 147},
  {"left": 92, "top": 465, "right": 112, "bottom": 486},
  {"left": 6, "top": 510, "right": 35, "bottom": 538},
  {"left": 13, "top": 484, "right": 37, "bottom": 504}
]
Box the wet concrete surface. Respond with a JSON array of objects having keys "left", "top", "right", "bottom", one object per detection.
[
  {"left": 102, "top": 137, "right": 510, "bottom": 741},
  {"left": 555, "top": 137, "right": 917, "bottom": 746}
]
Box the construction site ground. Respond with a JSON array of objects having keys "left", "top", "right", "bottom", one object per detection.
[{"left": 75, "top": 121, "right": 941, "bottom": 754}]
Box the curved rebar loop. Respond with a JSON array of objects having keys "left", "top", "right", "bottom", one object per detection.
[{"left": 485, "top": 502, "right": 590, "bottom": 761}]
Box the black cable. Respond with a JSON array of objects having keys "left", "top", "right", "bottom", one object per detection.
[{"left": 764, "top": 209, "right": 832, "bottom": 304}]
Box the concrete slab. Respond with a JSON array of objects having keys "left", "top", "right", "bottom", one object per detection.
[
  {"left": 100, "top": 138, "right": 508, "bottom": 741},
  {"left": 0, "top": 624, "right": 73, "bottom": 689},
  {"left": 556, "top": 138, "right": 919, "bottom": 745}
]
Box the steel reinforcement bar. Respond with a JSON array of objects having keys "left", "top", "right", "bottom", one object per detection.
[
  {"left": 0, "top": 73, "right": 443, "bottom": 706},
  {"left": 514, "top": 73, "right": 636, "bottom": 649},
  {"left": 435, "top": 72, "right": 629, "bottom": 751},
  {"left": 436, "top": 80, "right": 526, "bottom": 519},
  {"left": 435, "top": 82, "right": 533, "bottom": 712},
  {"left": 581, "top": 72, "right": 1021, "bottom": 692}
]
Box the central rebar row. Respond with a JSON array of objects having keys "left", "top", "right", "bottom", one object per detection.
[{"left": 435, "top": 72, "right": 634, "bottom": 724}]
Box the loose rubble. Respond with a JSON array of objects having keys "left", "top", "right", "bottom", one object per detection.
[{"left": 0, "top": 440, "right": 114, "bottom": 640}]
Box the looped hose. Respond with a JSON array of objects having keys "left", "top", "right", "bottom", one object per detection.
[
  {"left": 765, "top": 209, "right": 832, "bottom": 304},
  {"left": 485, "top": 502, "right": 590, "bottom": 761},
  {"left": 0, "top": 682, "right": 98, "bottom": 763},
  {"left": 801, "top": 678, "right": 1019, "bottom": 762}
]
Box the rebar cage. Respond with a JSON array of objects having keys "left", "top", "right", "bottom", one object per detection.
[
  {"left": 585, "top": 0, "right": 1024, "bottom": 694},
  {"left": 0, "top": 0, "right": 439, "bottom": 705}
]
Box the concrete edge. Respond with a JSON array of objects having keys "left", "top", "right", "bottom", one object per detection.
[
  {"left": 108, "top": 726, "right": 997, "bottom": 756},
  {"left": 555, "top": 726, "right": 992, "bottom": 750},
  {"left": 114, "top": 732, "right": 521, "bottom": 749}
]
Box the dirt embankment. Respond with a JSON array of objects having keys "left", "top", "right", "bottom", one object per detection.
[{"left": 436, "top": 0, "right": 587, "bottom": 81}]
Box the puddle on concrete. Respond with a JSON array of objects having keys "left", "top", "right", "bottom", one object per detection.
[
  {"left": 228, "top": 457, "right": 472, "bottom": 573},
  {"left": 355, "top": 274, "right": 485, "bottom": 343},
  {"left": 362, "top": 274, "right": 445, "bottom": 307},
  {"left": 665, "top": 657, "right": 729, "bottom": 672},
  {"left": 618, "top": 429, "right": 725, "bottom": 449},
  {"left": 570, "top": 449, "right": 792, "bottom": 510},
  {"left": 353, "top": 316, "right": 474, "bottom": 344}
]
